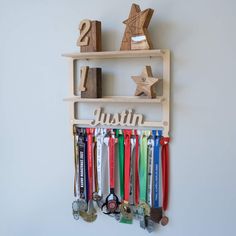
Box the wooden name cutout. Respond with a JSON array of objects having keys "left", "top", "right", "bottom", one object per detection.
[
  {"left": 120, "top": 3, "right": 154, "bottom": 50},
  {"left": 90, "top": 108, "right": 144, "bottom": 126},
  {"left": 77, "top": 19, "right": 102, "bottom": 52}
]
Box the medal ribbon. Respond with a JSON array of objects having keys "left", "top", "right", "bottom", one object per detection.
[
  {"left": 86, "top": 128, "right": 94, "bottom": 200},
  {"left": 96, "top": 129, "right": 105, "bottom": 196},
  {"left": 124, "top": 130, "right": 132, "bottom": 202},
  {"left": 147, "top": 134, "right": 154, "bottom": 207},
  {"left": 129, "top": 135, "right": 136, "bottom": 205},
  {"left": 94, "top": 139, "right": 98, "bottom": 193},
  {"left": 109, "top": 133, "right": 116, "bottom": 192},
  {"left": 73, "top": 126, "right": 78, "bottom": 197},
  {"left": 160, "top": 137, "right": 170, "bottom": 211},
  {"left": 153, "top": 130, "right": 162, "bottom": 208},
  {"left": 139, "top": 132, "right": 148, "bottom": 202},
  {"left": 78, "top": 128, "right": 86, "bottom": 199},
  {"left": 118, "top": 131, "right": 124, "bottom": 199},
  {"left": 134, "top": 130, "right": 140, "bottom": 205}
]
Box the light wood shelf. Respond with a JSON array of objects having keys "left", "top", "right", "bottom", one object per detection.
[
  {"left": 64, "top": 96, "right": 165, "bottom": 103},
  {"left": 62, "top": 49, "right": 168, "bottom": 60}
]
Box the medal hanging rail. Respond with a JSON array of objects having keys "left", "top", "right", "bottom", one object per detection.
[
  {"left": 62, "top": 3, "right": 171, "bottom": 233},
  {"left": 72, "top": 127, "right": 170, "bottom": 232}
]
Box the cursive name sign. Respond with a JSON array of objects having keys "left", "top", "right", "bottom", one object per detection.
[{"left": 90, "top": 108, "right": 144, "bottom": 126}]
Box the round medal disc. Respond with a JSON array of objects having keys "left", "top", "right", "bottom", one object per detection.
[
  {"left": 107, "top": 199, "right": 118, "bottom": 212},
  {"left": 161, "top": 216, "right": 169, "bottom": 226},
  {"left": 73, "top": 212, "right": 80, "bottom": 220},
  {"left": 72, "top": 200, "right": 80, "bottom": 212},
  {"left": 79, "top": 199, "right": 88, "bottom": 212},
  {"left": 92, "top": 192, "right": 102, "bottom": 201}
]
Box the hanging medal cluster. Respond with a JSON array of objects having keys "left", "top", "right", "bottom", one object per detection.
[
  {"left": 63, "top": 2, "right": 171, "bottom": 233},
  {"left": 72, "top": 127, "right": 170, "bottom": 232}
]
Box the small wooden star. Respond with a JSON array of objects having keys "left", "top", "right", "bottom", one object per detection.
[{"left": 132, "top": 66, "right": 159, "bottom": 98}]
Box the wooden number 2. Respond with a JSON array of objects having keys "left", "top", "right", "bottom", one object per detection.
[{"left": 77, "top": 19, "right": 91, "bottom": 46}]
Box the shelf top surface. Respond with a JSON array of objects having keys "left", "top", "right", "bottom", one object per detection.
[
  {"left": 64, "top": 96, "right": 164, "bottom": 103},
  {"left": 62, "top": 49, "right": 169, "bottom": 60}
]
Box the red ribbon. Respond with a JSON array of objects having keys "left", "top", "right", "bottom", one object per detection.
[
  {"left": 124, "top": 130, "right": 132, "bottom": 202},
  {"left": 134, "top": 130, "right": 140, "bottom": 205},
  {"left": 109, "top": 134, "right": 116, "bottom": 189},
  {"left": 86, "top": 128, "right": 94, "bottom": 200},
  {"left": 160, "top": 137, "right": 170, "bottom": 211}
]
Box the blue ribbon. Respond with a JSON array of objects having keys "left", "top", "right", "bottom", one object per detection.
[{"left": 153, "top": 130, "right": 162, "bottom": 208}]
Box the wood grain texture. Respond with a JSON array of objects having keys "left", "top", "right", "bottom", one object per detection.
[
  {"left": 79, "top": 66, "right": 89, "bottom": 91},
  {"left": 132, "top": 66, "right": 159, "bottom": 98},
  {"left": 62, "top": 49, "right": 166, "bottom": 59},
  {"left": 79, "top": 20, "right": 102, "bottom": 52},
  {"left": 120, "top": 4, "right": 154, "bottom": 50},
  {"left": 81, "top": 68, "right": 102, "bottom": 98}
]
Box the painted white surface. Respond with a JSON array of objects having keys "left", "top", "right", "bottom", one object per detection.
[{"left": 0, "top": 0, "right": 236, "bottom": 235}]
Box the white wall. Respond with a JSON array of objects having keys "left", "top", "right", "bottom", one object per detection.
[{"left": 0, "top": 0, "right": 236, "bottom": 235}]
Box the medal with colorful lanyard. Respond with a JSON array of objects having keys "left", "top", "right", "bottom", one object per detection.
[
  {"left": 160, "top": 136, "right": 170, "bottom": 226},
  {"left": 92, "top": 128, "right": 106, "bottom": 208},
  {"left": 138, "top": 131, "right": 150, "bottom": 229},
  {"left": 117, "top": 130, "right": 124, "bottom": 200},
  {"left": 102, "top": 130, "right": 120, "bottom": 215},
  {"left": 145, "top": 132, "right": 155, "bottom": 232},
  {"left": 150, "top": 130, "right": 163, "bottom": 223},
  {"left": 79, "top": 128, "right": 97, "bottom": 223},
  {"left": 120, "top": 130, "right": 133, "bottom": 224},
  {"left": 72, "top": 128, "right": 88, "bottom": 219},
  {"left": 72, "top": 126, "right": 80, "bottom": 220}
]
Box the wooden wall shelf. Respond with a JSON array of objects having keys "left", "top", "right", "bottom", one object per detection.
[
  {"left": 63, "top": 49, "right": 170, "bottom": 137},
  {"left": 62, "top": 49, "right": 168, "bottom": 60},
  {"left": 64, "top": 96, "right": 165, "bottom": 103}
]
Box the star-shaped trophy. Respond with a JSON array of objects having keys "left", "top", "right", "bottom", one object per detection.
[
  {"left": 120, "top": 4, "right": 154, "bottom": 50},
  {"left": 132, "top": 66, "right": 159, "bottom": 98}
]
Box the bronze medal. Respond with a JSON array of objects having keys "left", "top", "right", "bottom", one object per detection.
[
  {"left": 161, "top": 215, "right": 169, "bottom": 226},
  {"left": 150, "top": 207, "right": 163, "bottom": 223}
]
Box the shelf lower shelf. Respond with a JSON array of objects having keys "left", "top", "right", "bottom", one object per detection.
[{"left": 63, "top": 96, "right": 165, "bottom": 103}]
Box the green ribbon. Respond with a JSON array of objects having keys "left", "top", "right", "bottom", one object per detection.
[
  {"left": 118, "top": 132, "right": 124, "bottom": 199},
  {"left": 139, "top": 133, "right": 148, "bottom": 202}
]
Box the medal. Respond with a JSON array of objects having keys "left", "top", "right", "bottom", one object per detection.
[
  {"left": 72, "top": 200, "right": 80, "bottom": 220},
  {"left": 77, "top": 129, "right": 88, "bottom": 217},
  {"left": 137, "top": 132, "right": 150, "bottom": 229},
  {"left": 149, "top": 130, "right": 163, "bottom": 223},
  {"left": 102, "top": 130, "right": 120, "bottom": 215},
  {"left": 160, "top": 136, "right": 170, "bottom": 226},
  {"left": 117, "top": 130, "right": 124, "bottom": 200},
  {"left": 81, "top": 128, "right": 97, "bottom": 222},
  {"left": 145, "top": 216, "right": 155, "bottom": 233},
  {"left": 147, "top": 132, "right": 154, "bottom": 207},
  {"left": 72, "top": 126, "right": 80, "bottom": 220},
  {"left": 120, "top": 130, "right": 133, "bottom": 224},
  {"left": 92, "top": 128, "right": 105, "bottom": 208}
]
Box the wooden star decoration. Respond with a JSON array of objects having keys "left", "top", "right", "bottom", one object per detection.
[
  {"left": 120, "top": 3, "right": 154, "bottom": 50},
  {"left": 132, "top": 66, "right": 159, "bottom": 99}
]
